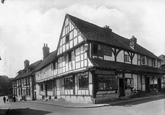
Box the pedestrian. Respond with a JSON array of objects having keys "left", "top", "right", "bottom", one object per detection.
[
  {"left": 13, "top": 96, "right": 16, "bottom": 102},
  {"left": 3, "top": 96, "right": 6, "bottom": 103}
]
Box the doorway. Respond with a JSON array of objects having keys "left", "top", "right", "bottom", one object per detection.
[
  {"left": 145, "top": 77, "right": 150, "bottom": 93},
  {"left": 158, "top": 78, "right": 161, "bottom": 92},
  {"left": 119, "top": 79, "right": 125, "bottom": 96},
  {"left": 45, "top": 84, "right": 47, "bottom": 97}
]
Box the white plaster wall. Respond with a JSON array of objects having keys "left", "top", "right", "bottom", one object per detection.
[
  {"left": 117, "top": 50, "right": 124, "bottom": 62},
  {"left": 36, "top": 84, "right": 40, "bottom": 99},
  {"left": 142, "top": 76, "right": 146, "bottom": 91},
  {"left": 137, "top": 75, "right": 141, "bottom": 90},
  {"left": 125, "top": 73, "right": 131, "bottom": 78},
  {"left": 148, "top": 58, "right": 152, "bottom": 67},
  {"left": 133, "top": 74, "right": 138, "bottom": 90},
  {"left": 132, "top": 54, "right": 137, "bottom": 65}
]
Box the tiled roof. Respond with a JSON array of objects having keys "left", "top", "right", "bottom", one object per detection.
[
  {"left": 67, "top": 14, "right": 158, "bottom": 59},
  {"left": 14, "top": 60, "right": 42, "bottom": 80},
  {"left": 35, "top": 50, "right": 56, "bottom": 72},
  {"left": 91, "top": 58, "right": 165, "bottom": 74}
]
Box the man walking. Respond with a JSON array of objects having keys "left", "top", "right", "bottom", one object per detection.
[{"left": 3, "top": 96, "right": 6, "bottom": 103}]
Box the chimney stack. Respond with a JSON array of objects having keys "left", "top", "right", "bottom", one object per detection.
[
  {"left": 24, "top": 60, "right": 29, "bottom": 69},
  {"left": 130, "top": 36, "right": 137, "bottom": 49},
  {"left": 43, "top": 43, "right": 50, "bottom": 59}
]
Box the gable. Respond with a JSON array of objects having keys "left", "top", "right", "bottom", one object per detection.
[{"left": 57, "top": 16, "right": 84, "bottom": 56}]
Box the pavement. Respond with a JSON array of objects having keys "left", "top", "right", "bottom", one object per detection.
[
  {"left": 0, "top": 108, "right": 10, "bottom": 115},
  {"left": 23, "top": 93, "right": 165, "bottom": 108}
]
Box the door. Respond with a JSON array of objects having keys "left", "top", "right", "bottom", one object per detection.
[
  {"left": 158, "top": 78, "right": 161, "bottom": 92},
  {"left": 45, "top": 84, "right": 47, "bottom": 97},
  {"left": 119, "top": 79, "right": 125, "bottom": 96},
  {"left": 145, "top": 77, "right": 150, "bottom": 93}
]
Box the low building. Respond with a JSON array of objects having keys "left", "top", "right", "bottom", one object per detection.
[
  {"left": 35, "top": 44, "right": 57, "bottom": 100},
  {"left": 12, "top": 60, "right": 41, "bottom": 101}
]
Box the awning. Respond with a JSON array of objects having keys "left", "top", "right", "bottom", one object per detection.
[{"left": 90, "top": 58, "right": 165, "bottom": 74}]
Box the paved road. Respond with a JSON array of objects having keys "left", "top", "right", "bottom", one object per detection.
[{"left": 0, "top": 96, "right": 165, "bottom": 115}]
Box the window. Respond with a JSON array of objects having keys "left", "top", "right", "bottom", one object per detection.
[
  {"left": 71, "top": 51, "right": 75, "bottom": 61},
  {"left": 64, "top": 77, "right": 73, "bottom": 89},
  {"left": 98, "top": 75, "right": 118, "bottom": 91},
  {"left": 124, "top": 54, "right": 130, "bottom": 62},
  {"left": 66, "top": 34, "right": 69, "bottom": 43},
  {"left": 141, "top": 56, "right": 146, "bottom": 65},
  {"left": 93, "top": 44, "right": 98, "bottom": 54},
  {"left": 79, "top": 72, "right": 88, "bottom": 89},
  {"left": 68, "top": 52, "right": 71, "bottom": 62},
  {"left": 153, "top": 59, "right": 156, "bottom": 66}
]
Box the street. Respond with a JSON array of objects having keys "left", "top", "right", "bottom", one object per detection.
[{"left": 0, "top": 96, "right": 165, "bottom": 115}]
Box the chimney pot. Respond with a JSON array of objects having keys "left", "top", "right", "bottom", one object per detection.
[
  {"left": 24, "top": 60, "right": 30, "bottom": 69},
  {"left": 130, "top": 36, "right": 137, "bottom": 49},
  {"left": 43, "top": 43, "right": 50, "bottom": 59}
]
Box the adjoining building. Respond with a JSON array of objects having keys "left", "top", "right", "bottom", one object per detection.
[
  {"left": 53, "top": 14, "right": 165, "bottom": 103},
  {"left": 35, "top": 44, "right": 57, "bottom": 100},
  {"left": 159, "top": 55, "right": 165, "bottom": 90},
  {"left": 12, "top": 60, "right": 41, "bottom": 101}
]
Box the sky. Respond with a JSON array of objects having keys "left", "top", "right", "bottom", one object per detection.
[{"left": 0, "top": 0, "right": 165, "bottom": 78}]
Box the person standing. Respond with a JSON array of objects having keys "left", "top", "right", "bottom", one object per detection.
[{"left": 3, "top": 96, "right": 6, "bottom": 103}]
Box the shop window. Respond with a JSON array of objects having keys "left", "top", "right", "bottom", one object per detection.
[
  {"left": 64, "top": 77, "right": 73, "bottom": 89},
  {"left": 79, "top": 72, "right": 88, "bottom": 89},
  {"left": 98, "top": 75, "right": 118, "bottom": 91}
]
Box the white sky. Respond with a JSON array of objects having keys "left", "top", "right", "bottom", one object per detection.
[{"left": 0, "top": 0, "right": 165, "bottom": 78}]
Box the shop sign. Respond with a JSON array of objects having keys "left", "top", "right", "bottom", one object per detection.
[
  {"left": 97, "top": 90, "right": 117, "bottom": 95},
  {"left": 95, "top": 70, "right": 115, "bottom": 75}
]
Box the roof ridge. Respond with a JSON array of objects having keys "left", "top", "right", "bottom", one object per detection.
[{"left": 67, "top": 14, "right": 159, "bottom": 59}]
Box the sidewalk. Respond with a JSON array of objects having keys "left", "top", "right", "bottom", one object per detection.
[{"left": 24, "top": 94, "right": 165, "bottom": 108}]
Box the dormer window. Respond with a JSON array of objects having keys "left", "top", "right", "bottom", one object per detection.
[
  {"left": 124, "top": 54, "right": 130, "bottom": 62},
  {"left": 141, "top": 56, "right": 147, "bottom": 65},
  {"left": 153, "top": 59, "right": 157, "bottom": 67}
]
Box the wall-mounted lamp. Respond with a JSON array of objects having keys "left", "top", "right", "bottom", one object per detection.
[{"left": 84, "top": 43, "right": 88, "bottom": 52}]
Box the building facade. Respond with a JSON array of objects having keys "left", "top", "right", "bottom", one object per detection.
[
  {"left": 52, "top": 14, "right": 165, "bottom": 103},
  {"left": 12, "top": 60, "right": 41, "bottom": 101},
  {"left": 159, "top": 55, "right": 165, "bottom": 91},
  {"left": 32, "top": 14, "right": 165, "bottom": 103},
  {"left": 35, "top": 44, "right": 57, "bottom": 100}
]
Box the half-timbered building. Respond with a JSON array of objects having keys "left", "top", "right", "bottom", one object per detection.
[
  {"left": 12, "top": 60, "right": 41, "bottom": 101},
  {"left": 54, "top": 14, "right": 165, "bottom": 103},
  {"left": 35, "top": 44, "right": 57, "bottom": 100}
]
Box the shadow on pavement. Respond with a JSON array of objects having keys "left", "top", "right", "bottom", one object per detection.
[
  {"left": 111, "top": 96, "right": 165, "bottom": 106},
  {"left": 6, "top": 108, "right": 51, "bottom": 115}
]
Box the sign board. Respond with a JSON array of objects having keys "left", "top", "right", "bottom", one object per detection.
[{"left": 95, "top": 70, "right": 115, "bottom": 75}]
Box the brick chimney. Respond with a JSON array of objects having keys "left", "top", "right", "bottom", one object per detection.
[
  {"left": 24, "top": 60, "right": 29, "bottom": 69},
  {"left": 130, "top": 36, "right": 137, "bottom": 49},
  {"left": 43, "top": 43, "right": 50, "bottom": 59}
]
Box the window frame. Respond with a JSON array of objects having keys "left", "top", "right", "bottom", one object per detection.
[
  {"left": 64, "top": 77, "right": 73, "bottom": 89},
  {"left": 78, "top": 72, "right": 89, "bottom": 90}
]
